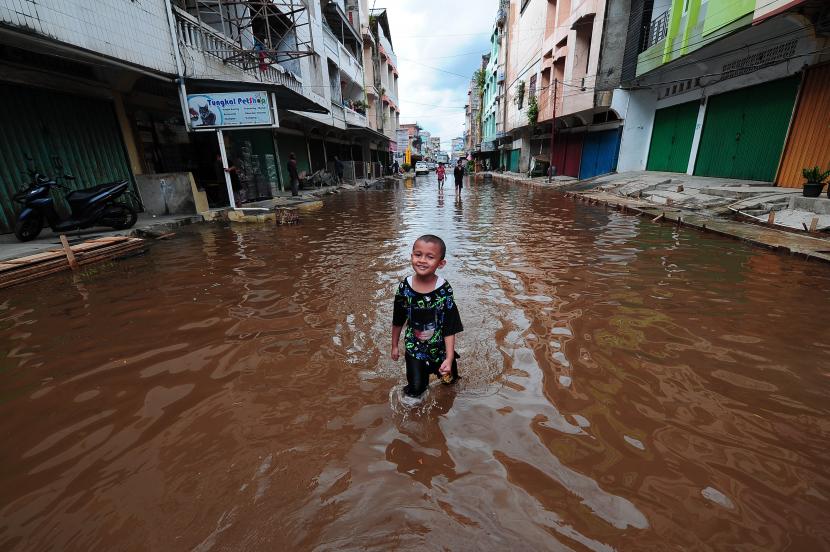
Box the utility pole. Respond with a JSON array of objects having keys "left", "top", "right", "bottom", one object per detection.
[{"left": 549, "top": 78, "right": 558, "bottom": 177}]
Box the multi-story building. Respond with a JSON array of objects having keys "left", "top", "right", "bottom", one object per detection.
[
  {"left": 498, "top": 0, "right": 630, "bottom": 176},
  {"left": 361, "top": 6, "right": 401, "bottom": 164},
  {"left": 420, "top": 131, "right": 431, "bottom": 157},
  {"left": 400, "top": 122, "right": 422, "bottom": 160},
  {"left": 430, "top": 137, "right": 442, "bottom": 157},
  {"left": 486, "top": 0, "right": 829, "bottom": 185},
  {"left": 464, "top": 55, "right": 488, "bottom": 157},
  {"left": 616, "top": 0, "right": 830, "bottom": 187},
  {"left": 0, "top": 0, "right": 401, "bottom": 230},
  {"left": 480, "top": 4, "right": 508, "bottom": 169}
]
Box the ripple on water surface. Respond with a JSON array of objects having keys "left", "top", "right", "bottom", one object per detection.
[{"left": 1, "top": 175, "right": 830, "bottom": 550}]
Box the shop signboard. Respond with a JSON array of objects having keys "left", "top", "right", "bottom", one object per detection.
[
  {"left": 396, "top": 130, "right": 409, "bottom": 153},
  {"left": 186, "top": 91, "right": 273, "bottom": 128}
]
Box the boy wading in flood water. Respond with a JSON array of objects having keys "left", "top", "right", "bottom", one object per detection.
[{"left": 391, "top": 235, "right": 463, "bottom": 398}]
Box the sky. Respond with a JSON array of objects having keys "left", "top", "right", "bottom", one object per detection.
[{"left": 382, "top": 0, "right": 498, "bottom": 151}]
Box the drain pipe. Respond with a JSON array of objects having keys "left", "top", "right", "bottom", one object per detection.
[{"left": 163, "top": 0, "right": 193, "bottom": 129}]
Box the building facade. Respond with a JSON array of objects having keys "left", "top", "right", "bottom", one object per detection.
[
  {"left": 471, "top": 0, "right": 829, "bottom": 187},
  {"left": 495, "top": 0, "right": 629, "bottom": 176},
  {"left": 0, "top": 0, "right": 403, "bottom": 232},
  {"left": 360, "top": 6, "right": 401, "bottom": 164},
  {"left": 480, "top": 6, "right": 508, "bottom": 169},
  {"left": 616, "top": 0, "right": 830, "bottom": 185}
]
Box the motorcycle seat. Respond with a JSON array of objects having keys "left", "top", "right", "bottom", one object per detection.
[{"left": 66, "top": 181, "right": 126, "bottom": 204}]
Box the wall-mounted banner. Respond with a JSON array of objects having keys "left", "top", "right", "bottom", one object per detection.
[
  {"left": 187, "top": 91, "right": 272, "bottom": 128},
  {"left": 396, "top": 130, "right": 409, "bottom": 154}
]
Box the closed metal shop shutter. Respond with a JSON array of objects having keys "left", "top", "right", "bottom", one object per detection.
[
  {"left": 509, "top": 149, "right": 520, "bottom": 172},
  {"left": 646, "top": 101, "right": 699, "bottom": 173},
  {"left": 776, "top": 64, "right": 830, "bottom": 188},
  {"left": 552, "top": 133, "right": 584, "bottom": 178},
  {"left": 694, "top": 76, "right": 800, "bottom": 181},
  {"left": 579, "top": 128, "right": 622, "bottom": 179},
  {"left": 0, "top": 83, "right": 133, "bottom": 234}
]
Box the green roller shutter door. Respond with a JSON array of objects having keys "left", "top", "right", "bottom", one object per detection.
[
  {"left": 508, "top": 149, "right": 520, "bottom": 172},
  {"left": 0, "top": 84, "right": 133, "bottom": 234},
  {"left": 646, "top": 101, "right": 699, "bottom": 173},
  {"left": 694, "top": 76, "right": 799, "bottom": 181}
]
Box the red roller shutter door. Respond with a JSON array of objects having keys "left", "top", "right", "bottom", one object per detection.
[{"left": 551, "top": 133, "right": 584, "bottom": 178}]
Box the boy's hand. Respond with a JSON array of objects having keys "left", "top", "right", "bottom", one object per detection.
[
  {"left": 391, "top": 346, "right": 400, "bottom": 361},
  {"left": 439, "top": 358, "right": 452, "bottom": 376}
]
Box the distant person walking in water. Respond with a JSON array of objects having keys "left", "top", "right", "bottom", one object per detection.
[
  {"left": 287, "top": 152, "right": 300, "bottom": 196},
  {"left": 453, "top": 159, "right": 464, "bottom": 195},
  {"left": 391, "top": 234, "right": 463, "bottom": 398},
  {"left": 436, "top": 162, "right": 446, "bottom": 188}
]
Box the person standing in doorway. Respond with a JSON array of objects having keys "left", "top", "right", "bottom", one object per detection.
[
  {"left": 287, "top": 152, "right": 299, "bottom": 196},
  {"left": 453, "top": 159, "right": 464, "bottom": 195},
  {"left": 334, "top": 155, "right": 345, "bottom": 185}
]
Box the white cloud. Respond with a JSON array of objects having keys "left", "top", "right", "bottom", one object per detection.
[{"left": 383, "top": 0, "right": 497, "bottom": 150}]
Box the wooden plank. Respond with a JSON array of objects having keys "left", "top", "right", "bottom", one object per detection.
[
  {"left": 60, "top": 235, "right": 79, "bottom": 270},
  {"left": 0, "top": 250, "right": 66, "bottom": 268},
  {"left": 0, "top": 240, "right": 146, "bottom": 287},
  {"left": 0, "top": 238, "right": 137, "bottom": 272},
  {"left": 0, "top": 264, "right": 71, "bottom": 289},
  {"left": 0, "top": 243, "right": 147, "bottom": 289},
  {"left": 74, "top": 242, "right": 145, "bottom": 261},
  {"left": 809, "top": 217, "right": 819, "bottom": 232},
  {"left": 0, "top": 258, "right": 69, "bottom": 283}
]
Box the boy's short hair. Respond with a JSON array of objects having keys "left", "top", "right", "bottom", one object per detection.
[{"left": 415, "top": 234, "right": 446, "bottom": 259}]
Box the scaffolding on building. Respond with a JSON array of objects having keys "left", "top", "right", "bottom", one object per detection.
[{"left": 178, "top": 0, "right": 315, "bottom": 71}]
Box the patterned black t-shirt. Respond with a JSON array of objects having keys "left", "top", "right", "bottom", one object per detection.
[{"left": 392, "top": 276, "right": 463, "bottom": 363}]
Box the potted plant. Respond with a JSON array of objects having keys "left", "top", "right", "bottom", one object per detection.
[{"left": 802, "top": 166, "right": 830, "bottom": 197}]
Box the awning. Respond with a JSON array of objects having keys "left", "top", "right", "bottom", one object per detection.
[
  {"left": 186, "top": 77, "right": 329, "bottom": 114},
  {"left": 345, "top": 125, "right": 391, "bottom": 144}
]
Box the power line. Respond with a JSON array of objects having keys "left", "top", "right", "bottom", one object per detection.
[
  {"left": 396, "top": 58, "right": 473, "bottom": 78},
  {"left": 399, "top": 100, "right": 467, "bottom": 109}
]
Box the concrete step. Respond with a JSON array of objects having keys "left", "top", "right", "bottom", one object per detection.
[
  {"left": 789, "top": 196, "right": 830, "bottom": 215},
  {"left": 702, "top": 186, "right": 797, "bottom": 199}
]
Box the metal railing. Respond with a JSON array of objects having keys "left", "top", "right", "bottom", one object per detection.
[
  {"left": 642, "top": 9, "right": 670, "bottom": 51},
  {"left": 174, "top": 8, "right": 303, "bottom": 95}
]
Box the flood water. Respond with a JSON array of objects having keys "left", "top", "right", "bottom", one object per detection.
[{"left": 2, "top": 174, "right": 830, "bottom": 551}]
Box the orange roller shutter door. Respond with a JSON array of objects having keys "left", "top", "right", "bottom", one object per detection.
[{"left": 777, "top": 64, "right": 830, "bottom": 188}]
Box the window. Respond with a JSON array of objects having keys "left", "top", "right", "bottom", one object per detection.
[{"left": 529, "top": 74, "right": 537, "bottom": 99}]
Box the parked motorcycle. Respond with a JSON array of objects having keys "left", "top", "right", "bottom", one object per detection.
[{"left": 12, "top": 157, "right": 138, "bottom": 242}]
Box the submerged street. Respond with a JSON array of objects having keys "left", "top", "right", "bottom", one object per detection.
[{"left": 1, "top": 175, "right": 829, "bottom": 550}]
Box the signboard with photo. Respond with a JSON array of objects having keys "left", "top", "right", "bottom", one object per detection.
[
  {"left": 186, "top": 91, "right": 272, "bottom": 128},
  {"left": 396, "top": 130, "right": 409, "bottom": 154}
]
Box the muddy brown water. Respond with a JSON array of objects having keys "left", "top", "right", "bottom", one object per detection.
[{"left": 2, "top": 175, "right": 830, "bottom": 551}]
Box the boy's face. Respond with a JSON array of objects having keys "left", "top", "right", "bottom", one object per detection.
[{"left": 411, "top": 240, "right": 445, "bottom": 278}]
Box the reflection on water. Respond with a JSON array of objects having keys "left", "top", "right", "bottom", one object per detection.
[{"left": 2, "top": 173, "right": 830, "bottom": 550}]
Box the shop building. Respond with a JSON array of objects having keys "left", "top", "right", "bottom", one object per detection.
[
  {"left": 495, "top": 0, "right": 629, "bottom": 178},
  {"left": 0, "top": 0, "right": 404, "bottom": 233},
  {"left": 616, "top": 0, "right": 830, "bottom": 184}
]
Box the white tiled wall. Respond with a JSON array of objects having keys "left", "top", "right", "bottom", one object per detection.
[{"left": 0, "top": 0, "right": 176, "bottom": 73}]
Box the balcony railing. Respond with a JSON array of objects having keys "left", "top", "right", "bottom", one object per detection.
[
  {"left": 344, "top": 106, "right": 368, "bottom": 127},
  {"left": 174, "top": 8, "right": 302, "bottom": 95},
  {"left": 642, "top": 9, "right": 670, "bottom": 52}
]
